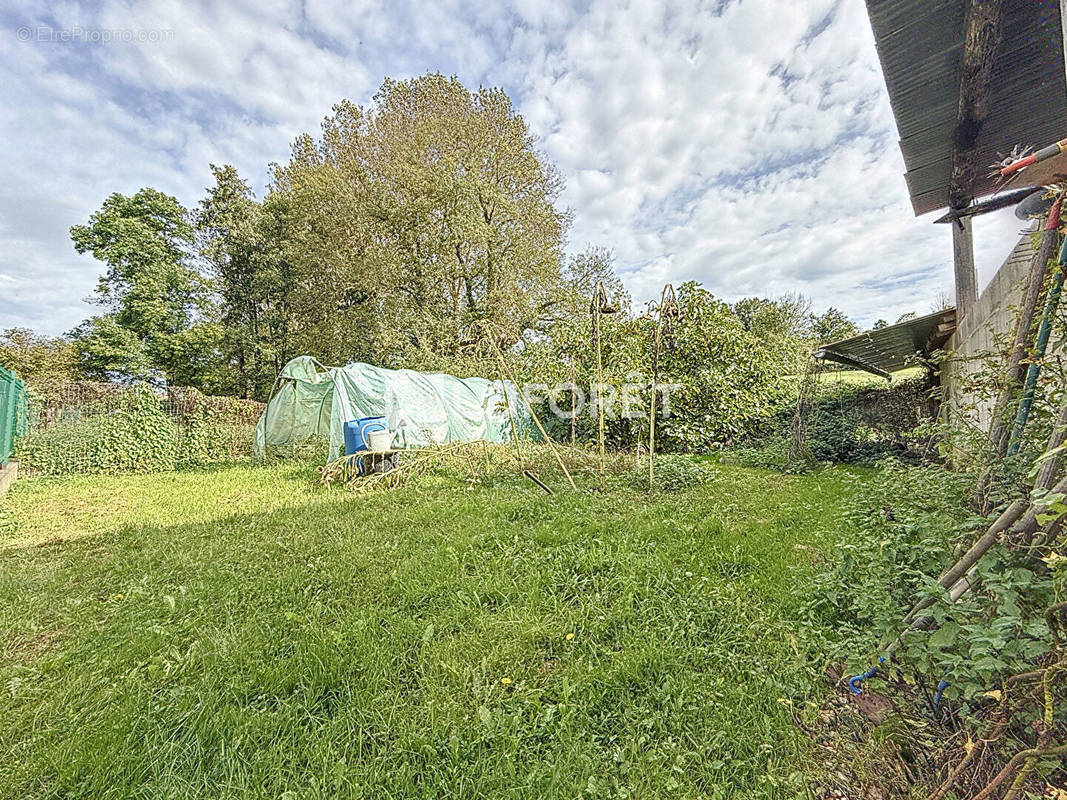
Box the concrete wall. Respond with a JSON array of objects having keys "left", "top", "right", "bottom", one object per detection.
[
  {"left": 0, "top": 461, "right": 16, "bottom": 498},
  {"left": 941, "top": 231, "right": 1038, "bottom": 430}
]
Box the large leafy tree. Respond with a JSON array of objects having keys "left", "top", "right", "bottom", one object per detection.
[
  {"left": 0, "top": 328, "right": 80, "bottom": 384},
  {"left": 733, "top": 293, "right": 813, "bottom": 374},
  {"left": 734, "top": 293, "right": 812, "bottom": 341},
  {"left": 517, "top": 247, "right": 632, "bottom": 386},
  {"left": 196, "top": 165, "right": 293, "bottom": 398},
  {"left": 70, "top": 188, "right": 220, "bottom": 386},
  {"left": 810, "top": 307, "right": 860, "bottom": 344},
  {"left": 269, "top": 73, "right": 570, "bottom": 369}
]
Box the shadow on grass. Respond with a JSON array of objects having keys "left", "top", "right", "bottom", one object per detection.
[{"left": 0, "top": 477, "right": 833, "bottom": 799}]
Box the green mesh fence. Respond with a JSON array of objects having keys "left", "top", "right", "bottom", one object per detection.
[
  {"left": 0, "top": 366, "right": 27, "bottom": 467},
  {"left": 15, "top": 381, "right": 264, "bottom": 476}
]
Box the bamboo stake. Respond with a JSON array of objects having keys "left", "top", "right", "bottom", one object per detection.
[
  {"left": 648, "top": 317, "right": 662, "bottom": 491},
  {"left": 595, "top": 291, "right": 606, "bottom": 492},
  {"left": 485, "top": 327, "right": 577, "bottom": 492},
  {"left": 991, "top": 207, "right": 1061, "bottom": 455},
  {"left": 647, "top": 284, "right": 677, "bottom": 491},
  {"left": 886, "top": 410, "right": 1067, "bottom": 658},
  {"left": 1034, "top": 391, "right": 1067, "bottom": 491},
  {"left": 1007, "top": 252, "right": 1067, "bottom": 455},
  {"left": 900, "top": 499, "right": 1029, "bottom": 626},
  {"left": 569, "top": 364, "right": 576, "bottom": 446},
  {"left": 890, "top": 483, "right": 1067, "bottom": 659}
]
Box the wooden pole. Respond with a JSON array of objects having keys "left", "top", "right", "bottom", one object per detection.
[
  {"left": 1034, "top": 392, "right": 1067, "bottom": 491},
  {"left": 1007, "top": 260, "right": 1066, "bottom": 456},
  {"left": 947, "top": 0, "right": 1005, "bottom": 207},
  {"left": 946, "top": 0, "right": 1004, "bottom": 319},
  {"left": 648, "top": 317, "right": 661, "bottom": 491},
  {"left": 1006, "top": 223, "right": 1060, "bottom": 387},
  {"left": 952, "top": 215, "right": 978, "bottom": 319},
  {"left": 647, "top": 284, "right": 677, "bottom": 491},
  {"left": 569, "top": 365, "right": 576, "bottom": 446},
  {"left": 900, "top": 499, "right": 1028, "bottom": 626},
  {"left": 887, "top": 399, "right": 1067, "bottom": 656},
  {"left": 595, "top": 295, "right": 606, "bottom": 493},
  {"left": 893, "top": 474, "right": 1067, "bottom": 652}
]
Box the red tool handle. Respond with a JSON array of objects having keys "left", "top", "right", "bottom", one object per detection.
[{"left": 1000, "top": 137, "right": 1067, "bottom": 177}]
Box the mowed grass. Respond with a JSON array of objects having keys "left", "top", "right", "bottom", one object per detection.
[{"left": 0, "top": 460, "right": 870, "bottom": 799}]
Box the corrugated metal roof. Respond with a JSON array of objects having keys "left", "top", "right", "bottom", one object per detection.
[
  {"left": 866, "top": 0, "right": 1067, "bottom": 216},
  {"left": 816, "top": 308, "right": 958, "bottom": 377}
]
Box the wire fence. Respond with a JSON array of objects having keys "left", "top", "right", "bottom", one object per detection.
[{"left": 15, "top": 380, "right": 264, "bottom": 476}]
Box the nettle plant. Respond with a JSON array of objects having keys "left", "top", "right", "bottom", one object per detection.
[{"left": 909, "top": 547, "right": 1066, "bottom": 705}]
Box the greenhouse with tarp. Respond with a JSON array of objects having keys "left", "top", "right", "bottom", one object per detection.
[{"left": 253, "top": 356, "right": 531, "bottom": 462}]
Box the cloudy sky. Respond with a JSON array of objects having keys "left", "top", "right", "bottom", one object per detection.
[{"left": 0, "top": 0, "right": 1027, "bottom": 336}]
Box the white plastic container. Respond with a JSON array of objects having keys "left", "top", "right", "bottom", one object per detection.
[{"left": 366, "top": 429, "right": 393, "bottom": 452}]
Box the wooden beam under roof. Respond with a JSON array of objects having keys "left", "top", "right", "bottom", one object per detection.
[
  {"left": 863, "top": 0, "right": 1066, "bottom": 216},
  {"left": 947, "top": 0, "right": 1006, "bottom": 210},
  {"left": 949, "top": 0, "right": 1005, "bottom": 318}
]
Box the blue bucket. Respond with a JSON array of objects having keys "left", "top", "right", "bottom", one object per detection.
[{"left": 343, "top": 416, "right": 387, "bottom": 455}]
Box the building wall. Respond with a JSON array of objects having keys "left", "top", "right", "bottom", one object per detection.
[{"left": 941, "top": 232, "right": 1037, "bottom": 430}]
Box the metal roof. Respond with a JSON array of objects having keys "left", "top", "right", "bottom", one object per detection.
[
  {"left": 866, "top": 0, "right": 1067, "bottom": 216},
  {"left": 815, "top": 308, "right": 958, "bottom": 378}
]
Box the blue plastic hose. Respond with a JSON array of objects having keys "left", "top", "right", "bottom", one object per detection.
[
  {"left": 933, "top": 678, "right": 951, "bottom": 709},
  {"left": 847, "top": 656, "right": 886, "bottom": 695},
  {"left": 1007, "top": 238, "right": 1067, "bottom": 455}
]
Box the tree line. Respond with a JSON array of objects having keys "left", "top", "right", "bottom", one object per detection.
[{"left": 4, "top": 74, "right": 868, "bottom": 415}]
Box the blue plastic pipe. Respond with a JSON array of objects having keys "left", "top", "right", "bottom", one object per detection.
[
  {"left": 933, "top": 678, "right": 951, "bottom": 709},
  {"left": 1007, "top": 238, "right": 1067, "bottom": 456},
  {"left": 848, "top": 656, "right": 886, "bottom": 695}
]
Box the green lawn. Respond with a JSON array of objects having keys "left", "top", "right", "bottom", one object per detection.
[
  {"left": 783, "top": 366, "right": 924, "bottom": 389},
  {"left": 0, "top": 460, "right": 871, "bottom": 799}
]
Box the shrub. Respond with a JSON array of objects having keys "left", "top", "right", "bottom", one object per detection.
[
  {"left": 800, "top": 459, "right": 1065, "bottom": 707},
  {"left": 726, "top": 376, "right": 936, "bottom": 468},
  {"left": 517, "top": 282, "right": 793, "bottom": 452}
]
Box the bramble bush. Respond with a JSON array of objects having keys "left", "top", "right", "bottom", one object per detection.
[{"left": 727, "top": 376, "right": 935, "bottom": 469}]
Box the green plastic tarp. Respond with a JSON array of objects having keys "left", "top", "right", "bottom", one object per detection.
[{"left": 253, "top": 356, "right": 530, "bottom": 462}]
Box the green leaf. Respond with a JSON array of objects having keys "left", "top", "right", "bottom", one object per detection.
[{"left": 928, "top": 621, "right": 960, "bottom": 649}]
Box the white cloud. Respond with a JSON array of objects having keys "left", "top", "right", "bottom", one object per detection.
[{"left": 0, "top": 0, "right": 1022, "bottom": 337}]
